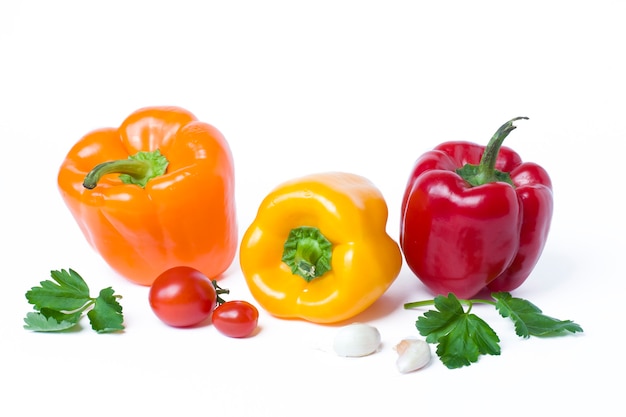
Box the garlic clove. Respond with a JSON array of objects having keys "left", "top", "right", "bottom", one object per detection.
[
  {"left": 333, "top": 323, "right": 381, "bottom": 357},
  {"left": 394, "top": 338, "right": 431, "bottom": 373}
]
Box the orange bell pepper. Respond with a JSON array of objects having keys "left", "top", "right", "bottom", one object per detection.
[
  {"left": 57, "top": 106, "right": 237, "bottom": 286},
  {"left": 239, "top": 172, "right": 402, "bottom": 324}
]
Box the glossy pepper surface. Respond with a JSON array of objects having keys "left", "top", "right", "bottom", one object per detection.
[
  {"left": 400, "top": 117, "right": 552, "bottom": 299},
  {"left": 240, "top": 172, "right": 402, "bottom": 324},
  {"left": 58, "top": 106, "right": 237, "bottom": 286}
]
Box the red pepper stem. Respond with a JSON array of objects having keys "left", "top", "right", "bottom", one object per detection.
[
  {"left": 477, "top": 116, "right": 529, "bottom": 179},
  {"left": 83, "top": 149, "right": 169, "bottom": 190},
  {"left": 456, "top": 117, "right": 528, "bottom": 187}
]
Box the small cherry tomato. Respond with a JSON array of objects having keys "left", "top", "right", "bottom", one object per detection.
[
  {"left": 212, "top": 300, "right": 259, "bottom": 338},
  {"left": 149, "top": 266, "right": 217, "bottom": 328}
]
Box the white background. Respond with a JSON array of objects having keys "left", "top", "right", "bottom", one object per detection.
[{"left": 1, "top": 1, "right": 624, "bottom": 415}]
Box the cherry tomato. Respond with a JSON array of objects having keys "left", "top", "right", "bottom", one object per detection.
[
  {"left": 212, "top": 300, "right": 259, "bottom": 338},
  {"left": 149, "top": 266, "right": 217, "bottom": 328}
]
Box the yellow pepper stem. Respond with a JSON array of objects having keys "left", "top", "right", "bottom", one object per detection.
[{"left": 281, "top": 226, "right": 332, "bottom": 282}]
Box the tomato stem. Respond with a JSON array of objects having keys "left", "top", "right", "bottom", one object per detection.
[{"left": 212, "top": 280, "right": 230, "bottom": 305}]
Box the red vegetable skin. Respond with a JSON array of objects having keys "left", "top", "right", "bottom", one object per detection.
[
  {"left": 400, "top": 117, "right": 553, "bottom": 299},
  {"left": 149, "top": 266, "right": 217, "bottom": 328},
  {"left": 212, "top": 301, "right": 259, "bottom": 338}
]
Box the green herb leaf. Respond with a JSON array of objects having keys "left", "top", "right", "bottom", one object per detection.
[
  {"left": 415, "top": 293, "right": 466, "bottom": 343},
  {"left": 23, "top": 312, "right": 76, "bottom": 332},
  {"left": 25, "top": 269, "right": 91, "bottom": 311},
  {"left": 87, "top": 287, "right": 125, "bottom": 333},
  {"left": 493, "top": 292, "right": 584, "bottom": 337},
  {"left": 415, "top": 293, "right": 500, "bottom": 369},
  {"left": 24, "top": 269, "right": 124, "bottom": 334},
  {"left": 406, "top": 291, "right": 583, "bottom": 369},
  {"left": 40, "top": 307, "right": 84, "bottom": 325}
]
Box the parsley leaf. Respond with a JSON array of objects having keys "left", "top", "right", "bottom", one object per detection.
[
  {"left": 492, "top": 292, "right": 583, "bottom": 337},
  {"left": 405, "top": 291, "right": 583, "bottom": 369},
  {"left": 23, "top": 312, "right": 76, "bottom": 332},
  {"left": 415, "top": 293, "right": 500, "bottom": 369},
  {"left": 24, "top": 269, "right": 124, "bottom": 334},
  {"left": 26, "top": 269, "right": 90, "bottom": 311},
  {"left": 87, "top": 287, "right": 125, "bottom": 333}
]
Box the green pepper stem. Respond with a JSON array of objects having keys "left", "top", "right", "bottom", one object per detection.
[
  {"left": 281, "top": 226, "right": 332, "bottom": 282},
  {"left": 477, "top": 116, "right": 528, "bottom": 179},
  {"left": 456, "top": 117, "right": 528, "bottom": 187},
  {"left": 83, "top": 149, "right": 169, "bottom": 189},
  {"left": 83, "top": 160, "right": 149, "bottom": 189}
]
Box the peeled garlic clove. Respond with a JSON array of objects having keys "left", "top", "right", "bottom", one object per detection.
[
  {"left": 395, "top": 338, "right": 431, "bottom": 373},
  {"left": 333, "top": 323, "right": 381, "bottom": 357}
]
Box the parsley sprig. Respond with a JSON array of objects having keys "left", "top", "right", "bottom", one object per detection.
[
  {"left": 404, "top": 292, "right": 583, "bottom": 369},
  {"left": 24, "top": 269, "right": 125, "bottom": 334}
]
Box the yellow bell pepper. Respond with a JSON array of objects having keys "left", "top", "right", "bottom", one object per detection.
[{"left": 239, "top": 172, "right": 403, "bottom": 324}]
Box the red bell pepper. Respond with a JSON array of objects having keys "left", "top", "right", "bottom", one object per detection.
[{"left": 400, "top": 117, "right": 553, "bottom": 299}]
